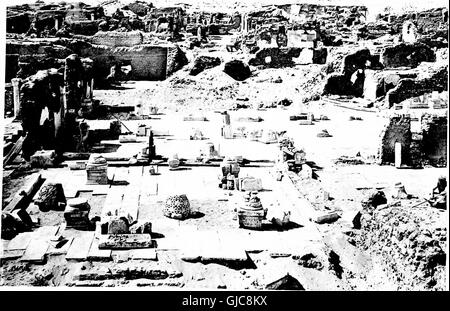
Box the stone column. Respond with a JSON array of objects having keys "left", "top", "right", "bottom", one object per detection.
[
  {"left": 11, "top": 78, "right": 21, "bottom": 118},
  {"left": 54, "top": 17, "right": 60, "bottom": 30}
]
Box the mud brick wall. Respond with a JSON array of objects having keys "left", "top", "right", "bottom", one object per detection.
[
  {"left": 6, "top": 41, "right": 74, "bottom": 81},
  {"left": 166, "top": 45, "right": 188, "bottom": 77},
  {"left": 68, "top": 20, "right": 100, "bottom": 36},
  {"left": 380, "top": 43, "right": 435, "bottom": 69},
  {"left": 6, "top": 39, "right": 187, "bottom": 83},
  {"left": 323, "top": 48, "right": 382, "bottom": 96},
  {"left": 378, "top": 115, "right": 411, "bottom": 165},
  {"left": 376, "top": 8, "right": 448, "bottom": 35},
  {"left": 421, "top": 114, "right": 447, "bottom": 167},
  {"left": 17, "top": 55, "right": 66, "bottom": 80},
  {"left": 358, "top": 206, "right": 447, "bottom": 290},
  {"left": 6, "top": 12, "right": 32, "bottom": 33},
  {"left": 88, "top": 45, "right": 169, "bottom": 81},
  {"left": 249, "top": 47, "right": 301, "bottom": 68},
  {"left": 363, "top": 70, "right": 418, "bottom": 101},
  {"left": 6, "top": 41, "right": 74, "bottom": 59},
  {"left": 91, "top": 31, "right": 144, "bottom": 48},
  {"left": 387, "top": 64, "right": 448, "bottom": 106},
  {"left": 416, "top": 9, "right": 448, "bottom": 34},
  {"left": 409, "top": 133, "right": 424, "bottom": 168}
]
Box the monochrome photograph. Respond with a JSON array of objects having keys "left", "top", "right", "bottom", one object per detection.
[{"left": 0, "top": 0, "right": 448, "bottom": 291}]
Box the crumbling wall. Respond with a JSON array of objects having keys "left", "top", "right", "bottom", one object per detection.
[
  {"left": 6, "top": 41, "right": 74, "bottom": 80},
  {"left": 6, "top": 39, "right": 186, "bottom": 84},
  {"left": 380, "top": 43, "right": 436, "bottom": 69},
  {"left": 90, "top": 45, "right": 168, "bottom": 81},
  {"left": 342, "top": 48, "right": 380, "bottom": 76},
  {"left": 357, "top": 206, "right": 447, "bottom": 290},
  {"left": 6, "top": 12, "right": 31, "bottom": 33},
  {"left": 363, "top": 70, "right": 418, "bottom": 101},
  {"left": 17, "top": 56, "right": 66, "bottom": 80},
  {"left": 7, "top": 41, "right": 74, "bottom": 59},
  {"left": 378, "top": 115, "right": 411, "bottom": 165},
  {"left": 376, "top": 7, "right": 448, "bottom": 35},
  {"left": 90, "top": 31, "right": 144, "bottom": 47},
  {"left": 323, "top": 48, "right": 382, "bottom": 97},
  {"left": 386, "top": 64, "right": 448, "bottom": 106},
  {"left": 19, "top": 69, "right": 64, "bottom": 159},
  {"left": 166, "top": 45, "right": 188, "bottom": 77},
  {"left": 66, "top": 40, "right": 186, "bottom": 81},
  {"left": 248, "top": 47, "right": 327, "bottom": 67},
  {"left": 249, "top": 47, "right": 301, "bottom": 68},
  {"left": 67, "top": 20, "right": 100, "bottom": 36},
  {"left": 421, "top": 114, "right": 447, "bottom": 167}
]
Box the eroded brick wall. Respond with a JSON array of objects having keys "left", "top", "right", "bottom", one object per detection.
[{"left": 421, "top": 113, "right": 447, "bottom": 167}]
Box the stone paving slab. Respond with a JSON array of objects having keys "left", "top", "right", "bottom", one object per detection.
[
  {"left": 7, "top": 232, "right": 34, "bottom": 250},
  {"left": 87, "top": 237, "right": 112, "bottom": 261},
  {"left": 47, "top": 237, "right": 74, "bottom": 256},
  {"left": 21, "top": 238, "right": 49, "bottom": 263},
  {"left": 66, "top": 231, "right": 95, "bottom": 261},
  {"left": 129, "top": 248, "right": 157, "bottom": 260}
]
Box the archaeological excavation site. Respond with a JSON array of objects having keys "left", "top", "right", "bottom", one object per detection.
[{"left": 0, "top": 0, "right": 448, "bottom": 291}]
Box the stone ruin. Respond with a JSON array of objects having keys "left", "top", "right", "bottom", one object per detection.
[{"left": 378, "top": 113, "right": 447, "bottom": 167}]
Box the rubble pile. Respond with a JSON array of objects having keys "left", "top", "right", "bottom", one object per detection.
[
  {"left": 376, "top": 7, "right": 448, "bottom": 36},
  {"left": 357, "top": 205, "right": 447, "bottom": 290},
  {"left": 386, "top": 63, "right": 448, "bottom": 106},
  {"left": 189, "top": 56, "right": 221, "bottom": 76}
]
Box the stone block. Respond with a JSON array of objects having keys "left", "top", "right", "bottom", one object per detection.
[
  {"left": 129, "top": 220, "right": 152, "bottom": 234},
  {"left": 30, "top": 150, "right": 55, "bottom": 168},
  {"left": 314, "top": 211, "right": 340, "bottom": 224},
  {"left": 105, "top": 216, "right": 130, "bottom": 234},
  {"left": 98, "top": 234, "right": 153, "bottom": 249},
  {"left": 239, "top": 177, "right": 263, "bottom": 192}
]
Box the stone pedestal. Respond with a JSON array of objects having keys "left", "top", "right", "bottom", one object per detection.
[{"left": 64, "top": 198, "right": 91, "bottom": 230}]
